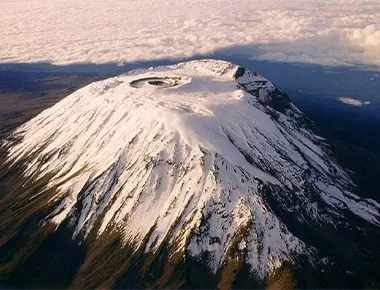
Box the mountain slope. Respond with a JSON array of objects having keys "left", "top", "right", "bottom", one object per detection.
[{"left": 1, "top": 59, "right": 379, "bottom": 289}]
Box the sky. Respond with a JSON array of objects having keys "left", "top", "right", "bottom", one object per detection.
[{"left": 0, "top": 0, "right": 379, "bottom": 67}]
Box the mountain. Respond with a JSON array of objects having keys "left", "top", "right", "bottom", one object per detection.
[{"left": 0, "top": 59, "right": 379, "bottom": 289}]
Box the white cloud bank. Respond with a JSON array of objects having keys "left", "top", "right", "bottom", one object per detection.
[
  {"left": 338, "top": 97, "right": 371, "bottom": 107},
  {"left": 0, "top": 0, "right": 379, "bottom": 66}
]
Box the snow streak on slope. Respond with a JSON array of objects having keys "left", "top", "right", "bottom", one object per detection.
[{"left": 6, "top": 60, "right": 380, "bottom": 277}]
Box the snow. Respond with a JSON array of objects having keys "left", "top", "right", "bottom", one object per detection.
[{"left": 5, "top": 59, "right": 380, "bottom": 278}]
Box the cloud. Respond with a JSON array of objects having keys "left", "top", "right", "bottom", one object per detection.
[
  {"left": 350, "top": 25, "right": 380, "bottom": 47},
  {"left": 338, "top": 97, "right": 371, "bottom": 107},
  {"left": 0, "top": 0, "right": 379, "bottom": 67}
]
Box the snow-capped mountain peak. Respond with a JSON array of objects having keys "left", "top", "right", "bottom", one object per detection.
[{"left": 3, "top": 59, "right": 380, "bottom": 285}]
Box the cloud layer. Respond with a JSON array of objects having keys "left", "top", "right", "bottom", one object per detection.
[
  {"left": 338, "top": 97, "right": 371, "bottom": 107},
  {"left": 0, "top": 0, "right": 379, "bottom": 66}
]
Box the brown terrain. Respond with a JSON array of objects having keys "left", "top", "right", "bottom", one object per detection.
[{"left": 0, "top": 72, "right": 104, "bottom": 134}]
